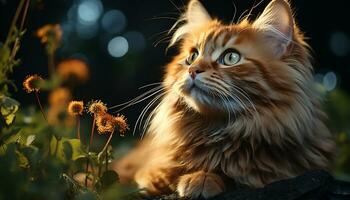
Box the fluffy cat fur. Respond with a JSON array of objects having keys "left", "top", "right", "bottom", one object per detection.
[{"left": 112, "top": 0, "right": 335, "bottom": 198}]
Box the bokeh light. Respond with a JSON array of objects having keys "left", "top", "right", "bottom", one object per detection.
[
  {"left": 314, "top": 73, "right": 324, "bottom": 84},
  {"left": 323, "top": 71, "right": 337, "bottom": 91},
  {"left": 107, "top": 36, "right": 129, "bottom": 58},
  {"left": 76, "top": 22, "right": 99, "bottom": 39},
  {"left": 101, "top": 10, "right": 126, "bottom": 34},
  {"left": 77, "top": 0, "right": 103, "bottom": 25},
  {"left": 329, "top": 31, "right": 350, "bottom": 57},
  {"left": 124, "top": 31, "right": 146, "bottom": 53}
]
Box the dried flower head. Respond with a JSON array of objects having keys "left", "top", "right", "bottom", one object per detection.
[
  {"left": 67, "top": 101, "right": 84, "bottom": 116},
  {"left": 23, "top": 75, "right": 43, "bottom": 93},
  {"left": 36, "top": 24, "right": 62, "bottom": 44},
  {"left": 96, "top": 113, "right": 117, "bottom": 134},
  {"left": 115, "top": 114, "right": 129, "bottom": 136},
  {"left": 57, "top": 59, "right": 89, "bottom": 83},
  {"left": 95, "top": 113, "right": 129, "bottom": 135},
  {"left": 49, "top": 87, "right": 71, "bottom": 106},
  {"left": 87, "top": 100, "right": 107, "bottom": 116}
]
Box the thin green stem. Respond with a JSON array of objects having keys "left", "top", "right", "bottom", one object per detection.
[
  {"left": 105, "top": 148, "right": 108, "bottom": 172},
  {"left": 54, "top": 136, "right": 60, "bottom": 156},
  {"left": 84, "top": 157, "right": 90, "bottom": 187},
  {"left": 19, "top": 0, "right": 30, "bottom": 30},
  {"left": 48, "top": 52, "right": 55, "bottom": 77},
  {"left": 89, "top": 117, "right": 96, "bottom": 147},
  {"left": 100, "top": 131, "right": 115, "bottom": 154},
  {"left": 10, "top": 0, "right": 31, "bottom": 59},
  {"left": 85, "top": 116, "right": 96, "bottom": 187},
  {"left": 4, "top": 0, "right": 26, "bottom": 46},
  {"left": 77, "top": 117, "right": 81, "bottom": 140},
  {"left": 34, "top": 92, "right": 47, "bottom": 121}
]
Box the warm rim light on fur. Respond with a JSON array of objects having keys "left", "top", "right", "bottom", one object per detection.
[{"left": 115, "top": 0, "right": 336, "bottom": 198}]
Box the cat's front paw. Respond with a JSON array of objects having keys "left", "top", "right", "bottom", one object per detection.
[
  {"left": 177, "top": 171, "right": 225, "bottom": 199},
  {"left": 135, "top": 165, "right": 179, "bottom": 195}
]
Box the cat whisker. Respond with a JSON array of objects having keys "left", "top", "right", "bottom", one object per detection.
[
  {"left": 139, "top": 82, "right": 163, "bottom": 89},
  {"left": 135, "top": 91, "right": 168, "bottom": 138},
  {"left": 115, "top": 87, "right": 166, "bottom": 113},
  {"left": 140, "top": 92, "right": 167, "bottom": 139},
  {"left": 230, "top": 84, "right": 262, "bottom": 125},
  {"left": 230, "top": 0, "right": 238, "bottom": 24},
  {"left": 147, "top": 16, "right": 179, "bottom": 21},
  {"left": 247, "top": 0, "right": 265, "bottom": 21},
  {"left": 167, "top": 0, "right": 182, "bottom": 13},
  {"left": 110, "top": 85, "right": 164, "bottom": 112},
  {"left": 138, "top": 90, "right": 165, "bottom": 131}
]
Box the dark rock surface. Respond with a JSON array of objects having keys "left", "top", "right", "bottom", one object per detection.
[{"left": 129, "top": 170, "right": 350, "bottom": 200}]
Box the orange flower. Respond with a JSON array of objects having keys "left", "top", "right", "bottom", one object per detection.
[
  {"left": 115, "top": 114, "right": 129, "bottom": 135},
  {"left": 96, "top": 113, "right": 129, "bottom": 135},
  {"left": 23, "top": 75, "right": 43, "bottom": 93},
  {"left": 57, "top": 59, "right": 89, "bottom": 82},
  {"left": 49, "top": 87, "right": 71, "bottom": 106},
  {"left": 96, "top": 113, "right": 116, "bottom": 134},
  {"left": 36, "top": 24, "right": 62, "bottom": 44},
  {"left": 87, "top": 100, "right": 107, "bottom": 116},
  {"left": 67, "top": 101, "right": 84, "bottom": 116}
]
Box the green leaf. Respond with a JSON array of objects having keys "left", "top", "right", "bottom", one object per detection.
[
  {"left": 63, "top": 141, "right": 73, "bottom": 160},
  {"left": 101, "top": 170, "right": 119, "bottom": 189},
  {"left": 15, "top": 149, "right": 29, "bottom": 168},
  {"left": 0, "top": 96, "right": 20, "bottom": 125},
  {"left": 50, "top": 137, "right": 86, "bottom": 162}
]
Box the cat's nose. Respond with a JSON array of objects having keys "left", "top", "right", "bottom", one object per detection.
[{"left": 188, "top": 66, "right": 205, "bottom": 79}]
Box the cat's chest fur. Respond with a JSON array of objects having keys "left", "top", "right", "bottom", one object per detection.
[{"left": 149, "top": 94, "right": 334, "bottom": 187}]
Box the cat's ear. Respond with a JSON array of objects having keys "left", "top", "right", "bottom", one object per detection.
[
  {"left": 186, "top": 0, "right": 212, "bottom": 26},
  {"left": 252, "top": 0, "right": 294, "bottom": 57},
  {"left": 169, "top": 0, "right": 212, "bottom": 47}
]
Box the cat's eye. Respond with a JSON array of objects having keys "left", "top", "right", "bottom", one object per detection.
[
  {"left": 218, "top": 49, "right": 241, "bottom": 66},
  {"left": 186, "top": 50, "right": 199, "bottom": 65}
]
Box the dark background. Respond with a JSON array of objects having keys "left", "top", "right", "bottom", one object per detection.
[{"left": 1, "top": 0, "right": 349, "bottom": 130}]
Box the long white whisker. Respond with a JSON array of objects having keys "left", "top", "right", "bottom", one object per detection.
[
  {"left": 139, "top": 82, "right": 163, "bottom": 89},
  {"left": 134, "top": 91, "right": 167, "bottom": 137},
  {"left": 140, "top": 92, "right": 167, "bottom": 139},
  {"left": 138, "top": 92, "right": 164, "bottom": 131},
  {"left": 113, "top": 87, "right": 165, "bottom": 113},
  {"left": 230, "top": 0, "right": 238, "bottom": 24},
  {"left": 109, "top": 85, "right": 163, "bottom": 110}
]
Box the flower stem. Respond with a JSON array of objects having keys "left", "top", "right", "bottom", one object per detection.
[
  {"left": 10, "top": 0, "right": 31, "bottom": 59},
  {"left": 84, "top": 157, "right": 89, "bottom": 187},
  {"left": 85, "top": 116, "right": 96, "bottom": 187},
  {"left": 4, "top": 0, "right": 26, "bottom": 46},
  {"left": 48, "top": 52, "right": 55, "bottom": 77},
  {"left": 100, "top": 131, "right": 115, "bottom": 154},
  {"left": 34, "top": 92, "right": 47, "bottom": 121},
  {"left": 105, "top": 148, "right": 108, "bottom": 172},
  {"left": 89, "top": 116, "right": 96, "bottom": 147},
  {"left": 54, "top": 136, "right": 60, "bottom": 156},
  {"left": 19, "top": 0, "right": 30, "bottom": 30},
  {"left": 77, "top": 117, "right": 81, "bottom": 140}
]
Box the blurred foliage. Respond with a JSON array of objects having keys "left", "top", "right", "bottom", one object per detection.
[
  {"left": 0, "top": 1, "right": 134, "bottom": 199},
  {"left": 323, "top": 89, "right": 350, "bottom": 180}
]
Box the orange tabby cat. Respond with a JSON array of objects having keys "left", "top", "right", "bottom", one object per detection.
[{"left": 113, "top": 0, "right": 335, "bottom": 198}]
